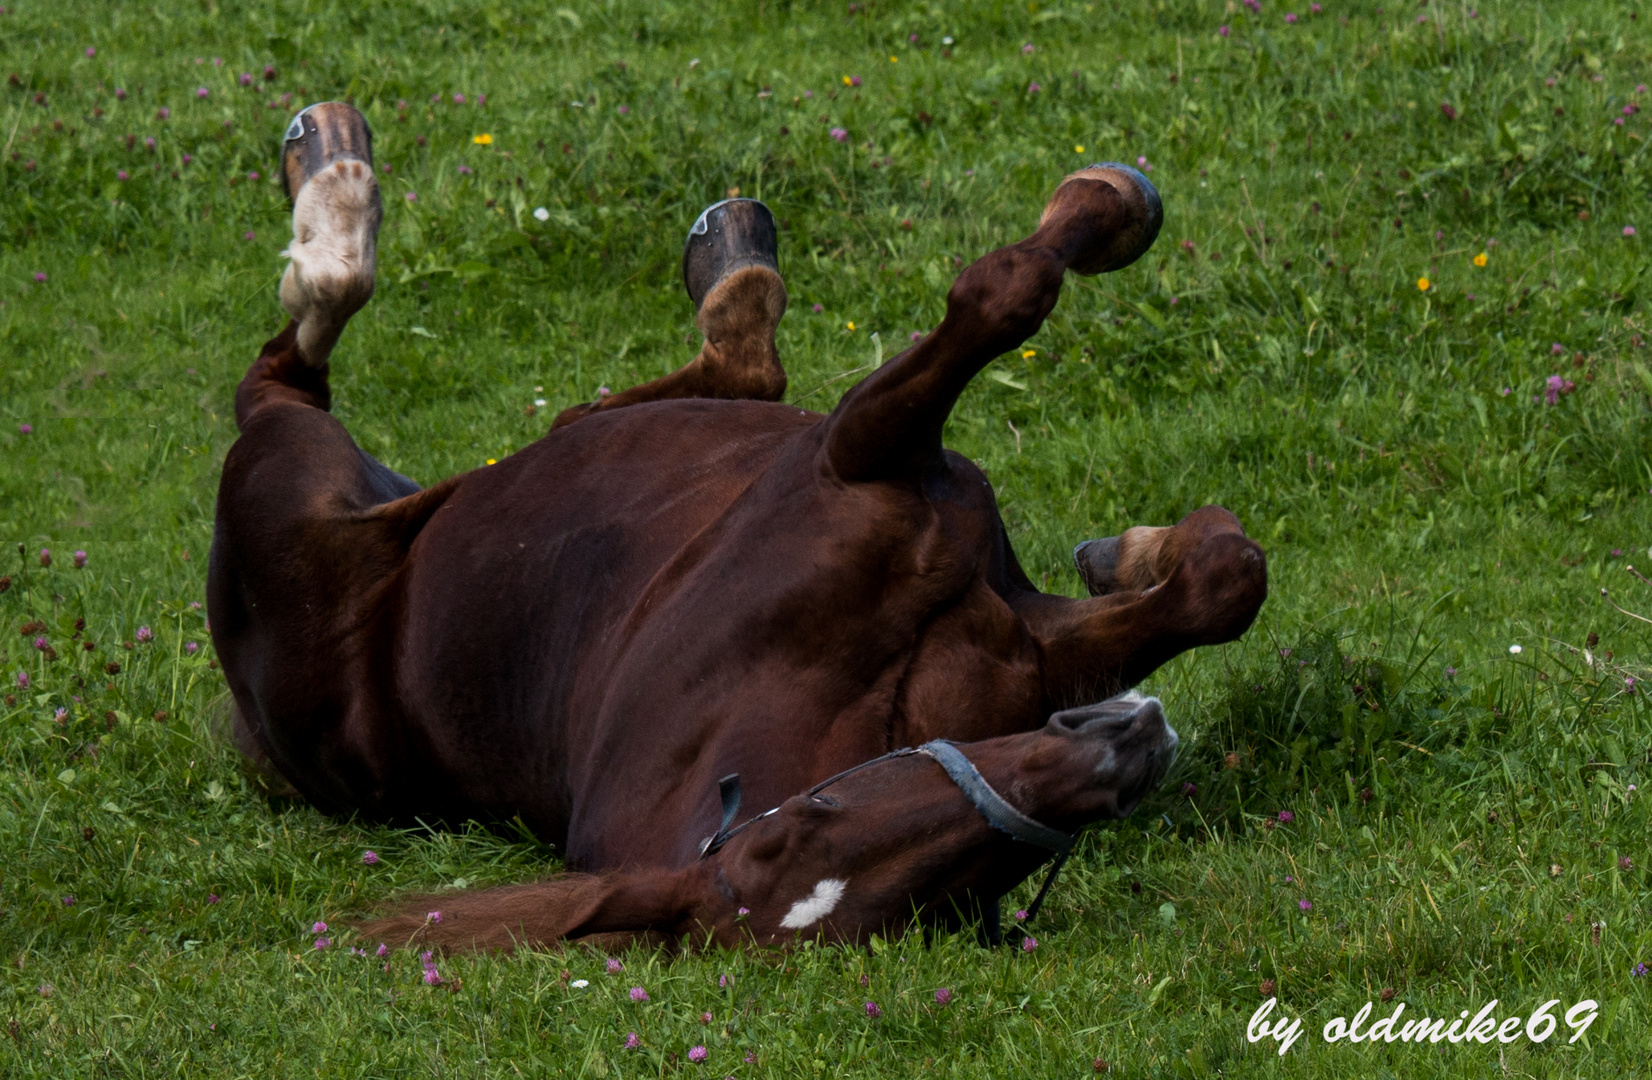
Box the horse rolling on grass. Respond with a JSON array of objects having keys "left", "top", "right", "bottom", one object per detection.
[{"left": 209, "top": 102, "right": 1266, "bottom": 951}]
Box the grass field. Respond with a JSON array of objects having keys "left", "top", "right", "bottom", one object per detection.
[{"left": 3, "top": 0, "right": 1651, "bottom": 1075}]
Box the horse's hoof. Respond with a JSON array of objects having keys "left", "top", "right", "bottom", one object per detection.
[
  {"left": 281, "top": 101, "right": 375, "bottom": 205},
  {"left": 683, "top": 198, "right": 781, "bottom": 312},
  {"left": 1073, "top": 536, "right": 1123, "bottom": 596},
  {"left": 1040, "top": 163, "right": 1163, "bottom": 275}
]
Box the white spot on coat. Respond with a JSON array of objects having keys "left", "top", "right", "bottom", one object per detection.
[{"left": 780, "top": 878, "right": 846, "bottom": 929}]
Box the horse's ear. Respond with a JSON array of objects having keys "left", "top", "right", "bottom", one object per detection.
[{"left": 356, "top": 868, "right": 698, "bottom": 953}]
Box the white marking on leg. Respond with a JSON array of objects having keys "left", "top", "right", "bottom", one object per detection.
[
  {"left": 780, "top": 878, "right": 846, "bottom": 929},
  {"left": 280, "top": 160, "right": 381, "bottom": 366}
]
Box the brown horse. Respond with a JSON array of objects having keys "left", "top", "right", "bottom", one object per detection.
[{"left": 209, "top": 103, "right": 1265, "bottom": 948}]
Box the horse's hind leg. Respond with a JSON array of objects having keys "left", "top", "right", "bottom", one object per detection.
[
  {"left": 278, "top": 102, "right": 380, "bottom": 370},
  {"left": 554, "top": 199, "right": 788, "bottom": 427},
  {"left": 211, "top": 102, "right": 437, "bottom": 813}
]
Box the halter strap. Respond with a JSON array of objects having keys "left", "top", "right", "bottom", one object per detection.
[
  {"left": 697, "top": 743, "right": 1073, "bottom": 858},
  {"left": 917, "top": 740, "right": 1075, "bottom": 855}
]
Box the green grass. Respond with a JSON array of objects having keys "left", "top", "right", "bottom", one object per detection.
[{"left": 2, "top": 0, "right": 1651, "bottom": 1075}]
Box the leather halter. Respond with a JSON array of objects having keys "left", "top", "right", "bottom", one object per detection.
[{"left": 696, "top": 740, "right": 1076, "bottom": 936}]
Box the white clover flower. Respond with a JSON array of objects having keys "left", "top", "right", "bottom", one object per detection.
[
  {"left": 1508, "top": 644, "right": 1522, "bottom": 654},
  {"left": 534, "top": 207, "right": 550, "bottom": 221}
]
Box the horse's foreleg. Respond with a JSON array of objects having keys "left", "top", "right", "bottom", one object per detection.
[
  {"left": 1015, "top": 509, "right": 1267, "bottom": 708},
  {"left": 821, "top": 164, "right": 1162, "bottom": 482}
]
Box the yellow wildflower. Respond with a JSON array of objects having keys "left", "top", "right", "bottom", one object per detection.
[
  {"left": 486, "top": 458, "right": 497, "bottom": 465},
  {"left": 889, "top": 55, "right": 898, "bottom": 63},
  {"left": 1416, "top": 277, "right": 1430, "bottom": 291},
  {"left": 473, "top": 133, "right": 493, "bottom": 145},
  {"left": 1473, "top": 252, "right": 1488, "bottom": 267},
  {"left": 1075, "top": 145, "right": 1085, "bottom": 154},
  {"left": 842, "top": 76, "right": 853, "bottom": 85},
  {"left": 1022, "top": 349, "right": 1037, "bottom": 358}
]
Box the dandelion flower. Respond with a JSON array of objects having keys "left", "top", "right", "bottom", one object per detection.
[
  {"left": 1416, "top": 276, "right": 1430, "bottom": 291},
  {"left": 1473, "top": 252, "right": 1488, "bottom": 267},
  {"left": 473, "top": 133, "right": 492, "bottom": 145},
  {"left": 846, "top": 321, "right": 856, "bottom": 331},
  {"left": 1021, "top": 349, "right": 1036, "bottom": 358},
  {"left": 1075, "top": 145, "right": 1085, "bottom": 153}
]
